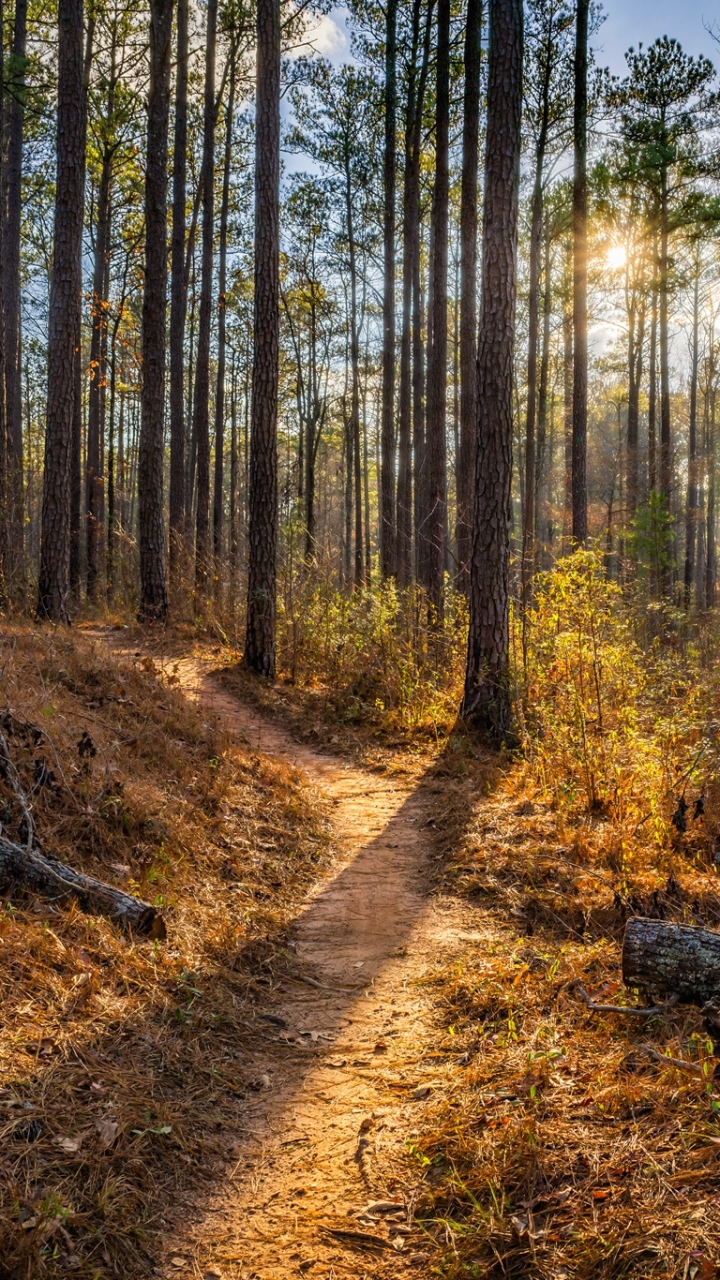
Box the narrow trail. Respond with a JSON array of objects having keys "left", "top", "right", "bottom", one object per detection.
[{"left": 150, "top": 658, "right": 476, "bottom": 1280}]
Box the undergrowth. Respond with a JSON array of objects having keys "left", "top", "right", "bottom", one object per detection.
[{"left": 0, "top": 627, "right": 332, "bottom": 1279}]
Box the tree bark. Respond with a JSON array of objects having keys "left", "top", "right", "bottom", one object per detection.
[
  {"left": 424, "top": 0, "right": 450, "bottom": 621},
  {"left": 213, "top": 49, "right": 236, "bottom": 588},
  {"left": 626, "top": 289, "right": 644, "bottom": 529},
  {"left": 648, "top": 285, "right": 657, "bottom": 494},
  {"left": 707, "top": 378, "right": 716, "bottom": 608},
  {"left": 0, "top": 832, "right": 165, "bottom": 937},
  {"left": 397, "top": 0, "right": 432, "bottom": 587},
  {"left": 86, "top": 139, "right": 114, "bottom": 602},
  {"left": 379, "top": 0, "right": 397, "bottom": 580},
  {"left": 623, "top": 917, "right": 720, "bottom": 1006},
  {"left": 69, "top": 17, "right": 95, "bottom": 600},
  {"left": 168, "top": 0, "right": 189, "bottom": 588},
  {"left": 193, "top": 0, "right": 217, "bottom": 601},
  {"left": 37, "top": 0, "right": 85, "bottom": 622},
  {"left": 684, "top": 265, "right": 700, "bottom": 606},
  {"left": 245, "top": 0, "right": 280, "bottom": 675},
  {"left": 4, "top": 0, "right": 27, "bottom": 591},
  {"left": 462, "top": 0, "right": 523, "bottom": 741},
  {"left": 571, "top": 0, "right": 589, "bottom": 545},
  {"left": 457, "top": 0, "right": 482, "bottom": 593},
  {"left": 137, "top": 0, "right": 173, "bottom": 622},
  {"left": 659, "top": 161, "right": 672, "bottom": 514}
]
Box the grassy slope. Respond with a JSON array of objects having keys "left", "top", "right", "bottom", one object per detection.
[{"left": 0, "top": 626, "right": 332, "bottom": 1279}]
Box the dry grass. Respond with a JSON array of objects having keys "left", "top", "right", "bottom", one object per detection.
[
  {"left": 0, "top": 625, "right": 333, "bottom": 1279},
  {"left": 410, "top": 744, "right": 720, "bottom": 1279}
]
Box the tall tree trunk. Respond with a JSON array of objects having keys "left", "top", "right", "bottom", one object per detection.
[
  {"left": 168, "top": 0, "right": 189, "bottom": 587},
  {"left": 571, "top": 0, "right": 589, "bottom": 545},
  {"left": 37, "top": 0, "right": 85, "bottom": 622},
  {"left": 462, "top": 0, "right": 523, "bottom": 740},
  {"left": 684, "top": 266, "right": 700, "bottom": 606},
  {"left": 397, "top": 0, "right": 432, "bottom": 587},
  {"left": 457, "top": 0, "right": 482, "bottom": 593},
  {"left": 702, "top": 378, "right": 712, "bottom": 609},
  {"left": 193, "top": 0, "right": 217, "bottom": 600},
  {"left": 648, "top": 286, "right": 658, "bottom": 494},
  {"left": 345, "top": 167, "right": 363, "bottom": 588},
  {"left": 245, "top": 0, "right": 280, "bottom": 675},
  {"left": 523, "top": 17, "right": 554, "bottom": 592},
  {"left": 212, "top": 51, "right": 236, "bottom": 590},
  {"left": 137, "top": 0, "right": 173, "bottom": 622},
  {"left": 626, "top": 289, "right": 644, "bottom": 531},
  {"left": 562, "top": 238, "right": 573, "bottom": 546},
  {"left": 379, "top": 0, "right": 397, "bottom": 579},
  {"left": 4, "top": 0, "right": 27, "bottom": 592},
  {"left": 535, "top": 231, "right": 552, "bottom": 557},
  {"left": 68, "top": 18, "right": 94, "bottom": 599},
  {"left": 659, "top": 166, "right": 672, "bottom": 512},
  {"left": 229, "top": 352, "right": 239, "bottom": 587},
  {"left": 86, "top": 147, "right": 113, "bottom": 601},
  {"left": 424, "top": 0, "right": 450, "bottom": 620}
]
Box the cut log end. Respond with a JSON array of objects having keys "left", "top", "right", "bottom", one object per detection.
[{"left": 623, "top": 917, "right": 720, "bottom": 1007}]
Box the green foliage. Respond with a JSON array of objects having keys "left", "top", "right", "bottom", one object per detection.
[{"left": 276, "top": 577, "right": 467, "bottom": 735}]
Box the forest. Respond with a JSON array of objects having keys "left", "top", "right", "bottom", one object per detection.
[{"left": 4, "top": 0, "right": 720, "bottom": 1275}]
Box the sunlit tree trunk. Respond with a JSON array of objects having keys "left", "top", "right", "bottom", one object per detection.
[
  {"left": 571, "top": 0, "right": 589, "bottom": 545},
  {"left": 462, "top": 0, "right": 523, "bottom": 741},
  {"left": 648, "top": 286, "right": 657, "bottom": 494}
]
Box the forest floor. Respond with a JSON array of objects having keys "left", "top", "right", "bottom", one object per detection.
[
  {"left": 4, "top": 621, "right": 720, "bottom": 1279},
  {"left": 102, "top": 640, "right": 487, "bottom": 1280}
]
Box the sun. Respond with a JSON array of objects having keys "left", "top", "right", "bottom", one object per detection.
[{"left": 606, "top": 244, "right": 627, "bottom": 270}]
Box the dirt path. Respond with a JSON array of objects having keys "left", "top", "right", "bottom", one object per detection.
[{"left": 152, "top": 659, "right": 473, "bottom": 1280}]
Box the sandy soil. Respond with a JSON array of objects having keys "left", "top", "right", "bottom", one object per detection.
[{"left": 132, "top": 656, "right": 476, "bottom": 1280}]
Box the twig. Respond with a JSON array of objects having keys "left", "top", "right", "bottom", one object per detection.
[
  {"left": 639, "top": 1044, "right": 706, "bottom": 1077},
  {"left": 281, "top": 971, "right": 362, "bottom": 994},
  {"left": 574, "top": 983, "right": 679, "bottom": 1018}
]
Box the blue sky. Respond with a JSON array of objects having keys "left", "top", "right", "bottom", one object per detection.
[
  {"left": 306, "top": 2, "right": 720, "bottom": 80},
  {"left": 596, "top": 0, "right": 720, "bottom": 76}
]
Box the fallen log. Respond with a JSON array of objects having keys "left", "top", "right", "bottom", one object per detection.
[
  {"left": 0, "top": 834, "right": 166, "bottom": 939},
  {"left": 623, "top": 917, "right": 720, "bottom": 1006}
]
